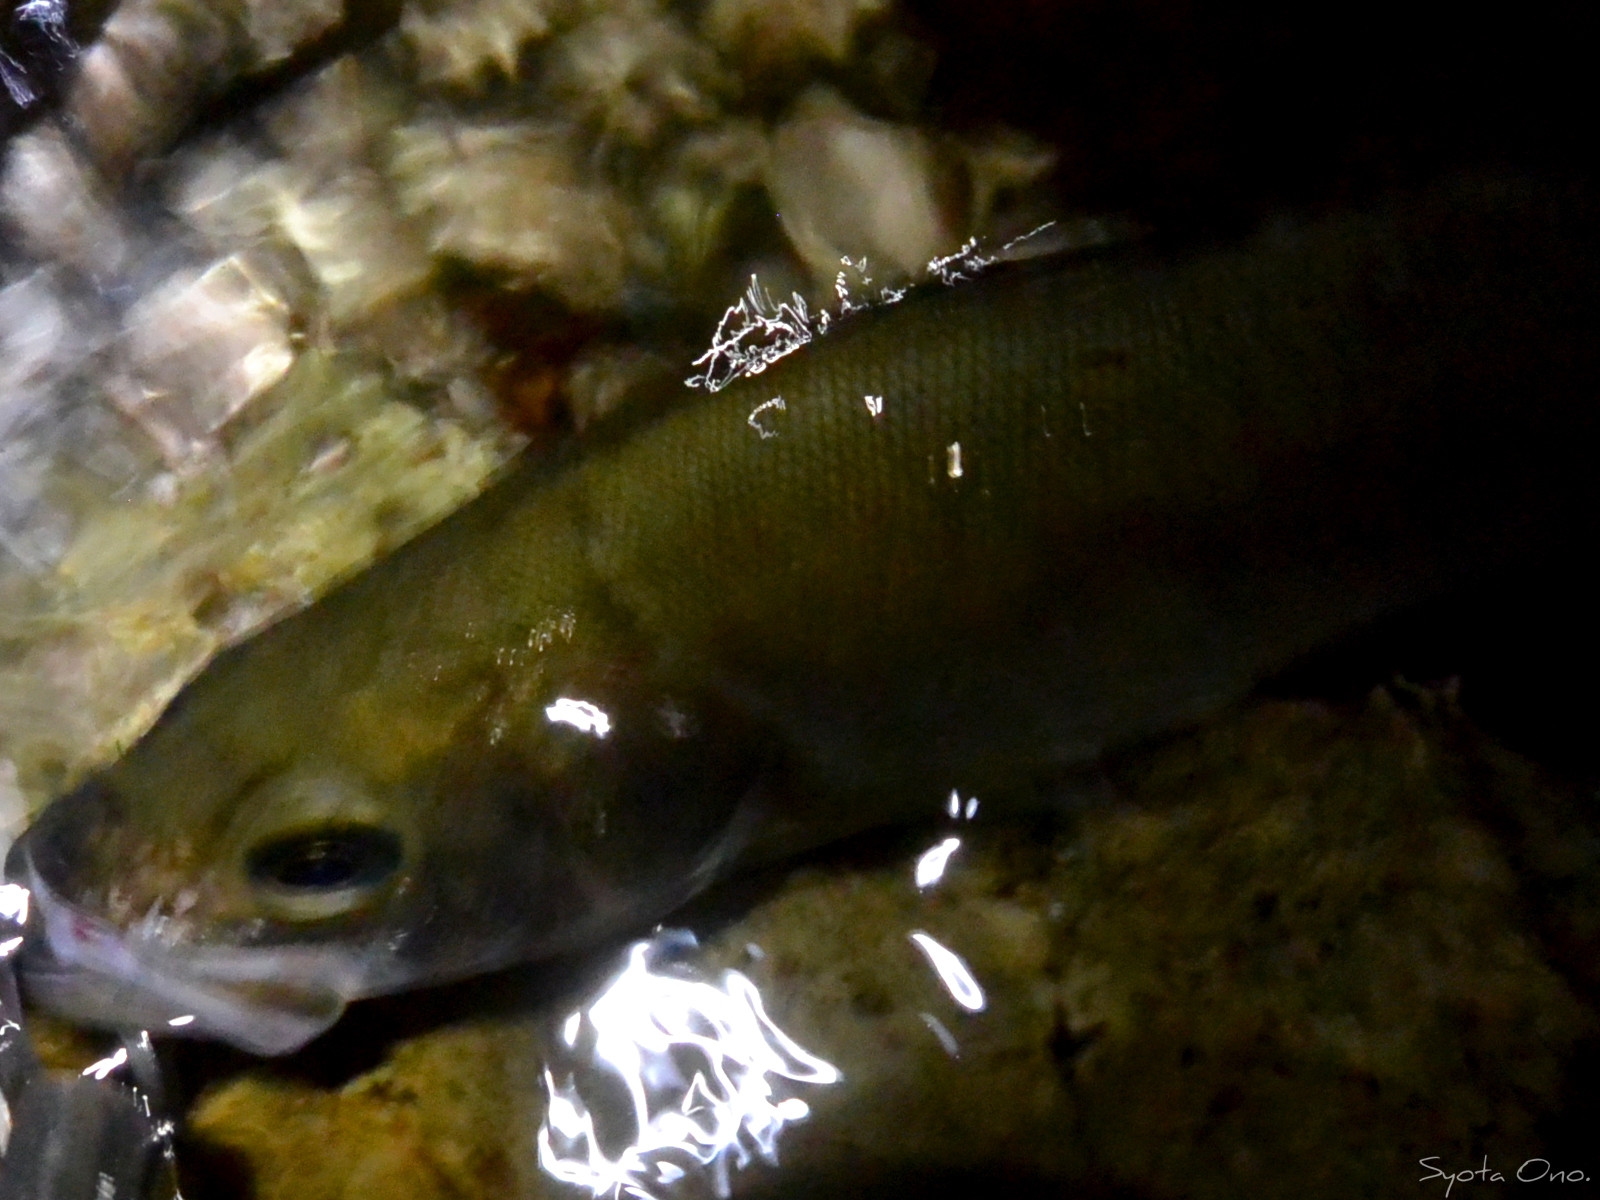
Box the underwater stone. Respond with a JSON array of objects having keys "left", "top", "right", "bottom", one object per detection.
[
  {"left": 265, "top": 56, "right": 410, "bottom": 174},
  {"left": 105, "top": 255, "right": 297, "bottom": 474},
  {"left": 398, "top": 0, "right": 565, "bottom": 91},
  {"left": 701, "top": 0, "right": 892, "bottom": 68},
  {"left": 767, "top": 86, "right": 960, "bottom": 286},
  {"left": 0, "top": 122, "right": 131, "bottom": 276},
  {"left": 542, "top": 0, "right": 725, "bottom": 147},
  {"left": 274, "top": 167, "right": 435, "bottom": 324},
  {"left": 390, "top": 120, "right": 632, "bottom": 310},
  {"left": 239, "top": 0, "right": 342, "bottom": 68},
  {"left": 62, "top": 0, "right": 245, "bottom": 176}
]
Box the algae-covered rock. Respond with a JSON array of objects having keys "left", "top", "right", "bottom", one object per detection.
[
  {"left": 188, "top": 1025, "right": 547, "bottom": 1200},
  {"left": 186, "top": 695, "right": 1597, "bottom": 1199}
]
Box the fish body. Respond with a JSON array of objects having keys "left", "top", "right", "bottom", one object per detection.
[{"left": 11, "top": 178, "right": 1598, "bottom": 1053}]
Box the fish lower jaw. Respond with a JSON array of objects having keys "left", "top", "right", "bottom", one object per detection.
[
  {"left": 15, "top": 857, "right": 358, "bottom": 1055},
  {"left": 18, "top": 953, "right": 348, "bottom": 1056}
]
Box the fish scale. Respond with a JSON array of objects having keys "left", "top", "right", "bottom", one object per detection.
[{"left": 9, "top": 176, "right": 1597, "bottom": 1054}]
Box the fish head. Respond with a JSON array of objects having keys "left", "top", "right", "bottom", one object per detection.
[
  {"left": 6, "top": 616, "right": 764, "bottom": 1055},
  {"left": 8, "top": 765, "right": 408, "bottom": 1054}
]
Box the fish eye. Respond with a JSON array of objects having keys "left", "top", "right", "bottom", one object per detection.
[
  {"left": 245, "top": 823, "right": 403, "bottom": 920},
  {"left": 249, "top": 825, "right": 401, "bottom": 890}
]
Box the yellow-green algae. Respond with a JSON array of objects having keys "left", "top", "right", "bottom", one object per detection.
[{"left": 184, "top": 693, "right": 1596, "bottom": 1199}]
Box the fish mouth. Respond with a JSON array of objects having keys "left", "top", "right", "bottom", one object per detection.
[{"left": 9, "top": 846, "right": 354, "bottom": 1056}]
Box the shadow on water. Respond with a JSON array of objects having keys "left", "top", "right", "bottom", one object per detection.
[
  {"left": 906, "top": 0, "right": 1595, "bottom": 234},
  {"left": 1262, "top": 559, "right": 1599, "bottom": 789}
]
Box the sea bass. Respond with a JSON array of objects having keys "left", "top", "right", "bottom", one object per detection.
[{"left": 9, "top": 178, "right": 1597, "bottom": 1054}]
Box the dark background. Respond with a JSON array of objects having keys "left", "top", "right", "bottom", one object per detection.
[
  {"left": 912, "top": 0, "right": 1594, "bottom": 232},
  {"left": 906, "top": 0, "right": 1597, "bottom": 784}
]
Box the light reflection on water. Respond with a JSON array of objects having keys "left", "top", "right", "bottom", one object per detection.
[
  {"left": 0, "top": 883, "right": 27, "bottom": 926},
  {"left": 545, "top": 697, "right": 614, "bottom": 738},
  {"left": 538, "top": 932, "right": 840, "bottom": 1199},
  {"left": 908, "top": 931, "right": 986, "bottom": 1013},
  {"left": 538, "top": 819, "right": 998, "bottom": 1196},
  {"left": 913, "top": 836, "right": 962, "bottom": 889},
  {"left": 944, "top": 789, "right": 979, "bottom": 820}
]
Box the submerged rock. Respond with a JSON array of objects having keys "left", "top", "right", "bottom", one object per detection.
[{"left": 185, "top": 694, "right": 1597, "bottom": 1199}]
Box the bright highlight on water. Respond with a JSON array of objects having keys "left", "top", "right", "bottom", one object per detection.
[
  {"left": 80, "top": 1047, "right": 128, "bottom": 1081},
  {"left": 944, "top": 791, "right": 978, "bottom": 820},
  {"left": 909, "top": 931, "right": 986, "bottom": 1012},
  {"left": 544, "top": 698, "right": 613, "bottom": 738},
  {"left": 0, "top": 885, "right": 27, "bottom": 925},
  {"left": 539, "top": 934, "right": 840, "bottom": 1199},
  {"left": 914, "top": 837, "right": 962, "bottom": 889}
]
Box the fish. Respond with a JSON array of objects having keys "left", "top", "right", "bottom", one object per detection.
[{"left": 7, "top": 176, "right": 1597, "bottom": 1054}]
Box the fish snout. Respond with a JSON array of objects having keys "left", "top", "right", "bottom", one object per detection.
[
  {"left": 6, "top": 823, "right": 354, "bottom": 1055},
  {"left": 4, "top": 779, "right": 374, "bottom": 1054},
  {"left": 5, "top": 778, "right": 131, "bottom": 915},
  {"left": 6, "top": 776, "right": 214, "bottom": 940},
  {"left": 9, "top": 939, "right": 350, "bottom": 1056}
]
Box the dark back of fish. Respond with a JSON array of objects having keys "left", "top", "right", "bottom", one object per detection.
[{"left": 575, "top": 176, "right": 1598, "bottom": 846}]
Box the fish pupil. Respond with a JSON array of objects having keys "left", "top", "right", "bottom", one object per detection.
[{"left": 247, "top": 825, "right": 402, "bottom": 893}]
